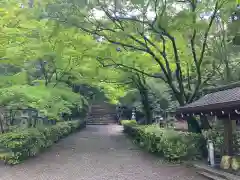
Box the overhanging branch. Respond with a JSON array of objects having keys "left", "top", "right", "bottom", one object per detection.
[
  {"left": 96, "top": 56, "right": 167, "bottom": 81},
  {"left": 188, "top": 0, "right": 225, "bottom": 103}
]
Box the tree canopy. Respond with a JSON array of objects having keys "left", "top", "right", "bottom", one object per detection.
[
  {"left": 0, "top": 0, "right": 239, "bottom": 132},
  {"left": 0, "top": 0, "right": 131, "bottom": 127}
]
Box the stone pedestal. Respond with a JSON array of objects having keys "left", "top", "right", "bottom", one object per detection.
[
  {"left": 220, "top": 155, "right": 232, "bottom": 170},
  {"left": 220, "top": 118, "right": 234, "bottom": 170},
  {"left": 231, "top": 156, "right": 240, "bottom": 171}
]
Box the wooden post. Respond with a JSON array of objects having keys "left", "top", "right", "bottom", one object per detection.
[
  {"left": 220, "top": 116, "right": 234, "bottom": 170},
  {"left": 223, "top": 118, "right": 233, "bottom": 156},
  {"left": 232, "top": 120, "right": 236, "bottom": 132},
  {"left": 200, "top": 115, "right": 211, "bottom": 129}
]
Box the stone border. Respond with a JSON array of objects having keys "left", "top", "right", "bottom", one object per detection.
[{"left": 192, "top": 163, "right": 239, "bottom": 180}]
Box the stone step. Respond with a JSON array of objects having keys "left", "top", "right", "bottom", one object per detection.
[
  {"left": 88, "top": 113, "right": 116, "bottom": 116},
  {"left": 87, "top": 115, "right": 115, "bottom": 118},
  {"left": 87, "top": 118, "right": 115, "bottom": 121},
  {"left": 88, "top": 116, "right": 115, "bottom": 119},
  {"left": 87, "top": 117, "right": 115, "bottom": 120},
  {"left": 193, "top": 164, "right": 239, "bottom": 180},
  {"left": 87, "top": 119, "right": 113, "bottom": 121},
  {"left": 87, "top": 120, "right": 116, "bottom": 124},
  {"left": 91, "top": 105, "right": 115, "bottom": 108},
  {"left": 90, "top": 108, "right": 115, "bottom": 111},
  {"left": 90, "top": 109, "right": 115, "bottom": 112},
  {"left": 91, "top": 110, "right": 116, "bottom": 114},
  {"left": 198, "top": 171, "right": 226, "bottom": 180},
  {"left": 87, "top": 119, "right": 115, "bottom": 122},
  {"left": 87, "top": 121, "right": 115, "bottom": 123},
  {"left": 87, "top": 103, "right": 116, "bottom": 125},
  {"left": 87, "top": 119, "right": 115, "bottom": 121},
  {"left": 87, "top": 120, "right": 115, "bottom": 123},
  {"left": 90, "top": 110, "right": 114, "bottom": 112},
  {"left": 86, "top": 122, "right": 114, "bottom": 125},
  {"left": 90, "top": 109, "right": 114, "bottom": 111},
  {"left": 90, "top": 109, "right": 115, "bottom": 111},
  {"left": 88, "top": 117, "right": 115, "bottom": 119}
]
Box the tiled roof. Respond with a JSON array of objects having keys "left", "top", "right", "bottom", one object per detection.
[{"left": 178, "top": 87, "right": 240, "bottom": 113}]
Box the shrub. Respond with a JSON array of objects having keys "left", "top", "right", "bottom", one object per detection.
[
  {"left": 0, "top": 85, "right": 89, "bottom": 121},
  {"left": 120, "top": 120, "right": 137, "bottom": 126},
  {"left": 203, "top": 129, "right": 240, "bottom": 155},
  {"left": 123, "top": 123, "right": 206, "bottom": 161},
  {"left": 0, "top": 120, "right": 86, "bottom": 165}
]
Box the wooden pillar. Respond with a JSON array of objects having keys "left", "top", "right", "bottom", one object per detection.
[
  {"left": 223, "top": 118, "right": 233, "bottom": 156},
  {"left": 232, "top": 120, "right": 236, "bottom": 132},
  {"left": 200, "top": 115, "right": 211, "bottom": 129}
]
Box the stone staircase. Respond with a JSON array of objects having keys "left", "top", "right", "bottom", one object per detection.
[{"left": 87, "top": 103, "right": 116, "bottom": 125}]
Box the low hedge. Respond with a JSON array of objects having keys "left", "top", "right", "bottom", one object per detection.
[
  {"left": 0, "top": 120, "right": 86, "bottom": 165},
  {"left": 120, "top": 119, "right": 137, "bottom": 126},
  {"left": 122, "top": 120, "right": 206, "bottom": 161}
]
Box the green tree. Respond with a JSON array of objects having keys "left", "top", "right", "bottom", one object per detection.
[
  {"left": 0, "top": 84, "right": 88, "bottom": 122},
  {"left": 45, "top": 0, "right": 238, "bottom": 132}
]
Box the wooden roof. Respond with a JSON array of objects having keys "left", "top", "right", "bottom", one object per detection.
[{"left": 177, "top": 87, "right": 240, "bottom": 114}]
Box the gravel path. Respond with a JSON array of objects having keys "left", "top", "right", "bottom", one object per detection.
[{"left": 0, "top": 125, "right": 207, "bottom": 180}]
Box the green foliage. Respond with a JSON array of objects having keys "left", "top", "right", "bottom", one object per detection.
[
  {"left": 147, "top": 78, "right": 178, "bottom": 112},
  {"left": 203, "top": 129, "right": 240, "bottom": 155},
  {"left": 120, "top": 120, "right": 137, "bottom": 126},
  {"left": 0, "top": 0, "right": 142, "bottom": 108},
  {"left": 0, "top": 120, "right": 86, "bottom": 165},
  {"left": 0, "top": 85, "right": 88, "bottom": 120},
  {"left": 46, "top": 0, "right": 240, "bottom": 133},
  {"left": 0, "top": 0, "right": 128, "bottom": 106},
  {"left": 123, "top": 123, "right": 206, "bottom": 161},
  {"left": 0, "top": 72, "right": 28, "bottom": 88}
]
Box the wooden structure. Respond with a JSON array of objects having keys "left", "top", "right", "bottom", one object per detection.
[{"left": 176, "top": 87, "right": 240, "bottom": 157}]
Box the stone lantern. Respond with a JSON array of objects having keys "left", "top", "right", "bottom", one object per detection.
[{"left": 131, "top": 107, "right": 136, "bottom": 120}]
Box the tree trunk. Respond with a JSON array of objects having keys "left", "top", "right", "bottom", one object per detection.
[
  {"left": 186, "top": 116, "right": 202, "bottom": 133},
  {"left": 32, "top": 118, "right": 37, "bottom": 128},
  {"left": 140, "top": 90, "right": 152, "bottom": 124},
  {"left": 138, "top": 85, "right": 152, "bottom": 124},
  {"left": 9, "top": 110, "right": 14, "bottom": 126},
  {"left": 28, "top": 118, "right": 32, "bottom": 128},
  {"left": 133, "top": 74, "right": 153, "bottom": 125},
  {"left": 0, "top": 113, "right": 4, "bottom": 133},
  {"left": 200, "top": 115, "right": 211, "bottom": 130},
  {"left": 177, "top": 94, "right": 202, "bottom": 133}
]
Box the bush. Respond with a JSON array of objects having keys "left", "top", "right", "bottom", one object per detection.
[
  {"left": 0, "top": 85, "right": 89, "bottom": 121},
  {"left": 203, "top": 129, "right": 240, "bottom": 155},
  {"left": 120, "top": 120, "right": 137, "bottom": 126},
  {"left": 0, "top": 120, "right": 86, "bottom": 165},
  {"left": 123, "top": 123, "right": 206, "bottom": 161}
]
